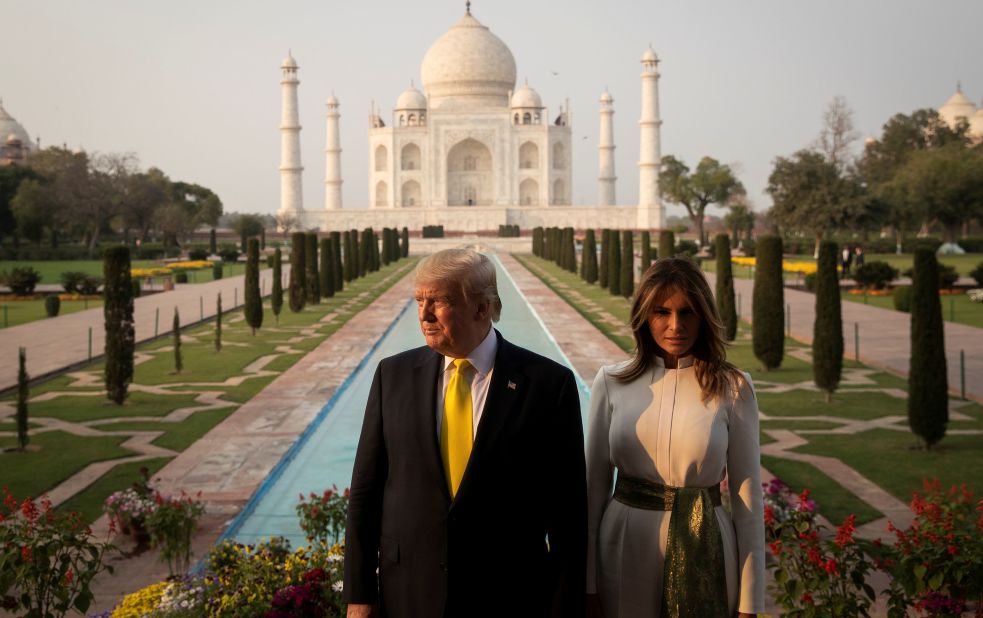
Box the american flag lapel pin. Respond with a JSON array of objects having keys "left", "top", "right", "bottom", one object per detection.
[{"left": 507, "top": 380, "right": 517, "bottom": 391}]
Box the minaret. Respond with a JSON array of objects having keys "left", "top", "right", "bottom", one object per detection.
[
  {"left": 598, "top": 90, "right": 616, "bottom": 206},
  {"left": 637, "top": 46, "right": 664, "bottom": 230},
  {"left": 324, "top": 95, "right": 343, "bottom": 210},
  {"left": 278, "top": 52, "right": 304, "bottom": 218}
]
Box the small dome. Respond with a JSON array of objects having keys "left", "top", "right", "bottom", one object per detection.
[
  {"left": 600, "top": 90, "right": 613, "bottom": 103},
  {"left": 642, "top": 47, "right": 658, "bottom": 63},
  {"left": 395, "top": 85, "right": 427, "bottom": 110},
  {"left": 281, "top": 53, "right": 298, "bottom": 69},
  {"left": 420, "top": 11, "right": 516, "bottom": 109},
  {"left": 510, "top": 83, "right": 542, "bottom": 109},
  {"left": 970, "top": 106, "right": 983, "bottom": 140},
  {"left": 939, "top": 85, "right": 977, "bottom": 128},
  {"left": 0, "top": 101, "right": 32, "bottom": 150},
  {"left": 7, "top": 134, "right": 22, "bottom": 144},
  {"left": 326, "top": 94, "right": 339, "bottom": 106}
]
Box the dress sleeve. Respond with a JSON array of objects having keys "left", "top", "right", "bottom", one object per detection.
[
  {"left": 728, "top": 372, "right": 765, "bottom": 614},
  {"left": 585, "top": 366, "right": 614, "bottom": 594}
]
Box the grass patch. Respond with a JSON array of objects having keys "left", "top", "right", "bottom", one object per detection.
[
  {"left": 0, "top": 297, "right": 105, "bottom": 328},
  {"left": 840, "top": 289, "right": 983, "bottom": 329},
  {"left": 761, "top": 455, "right": 883, "bottom": 525},
  {"left": 56, "top": 457, "right": 171, "bottom": 524},
  {"left": 758, "top": 389, "right": 907, "bottom": 420},
  {"left": 759, "top": 420, "right": 840, "bottom": 430},
  {"left": 24, "top": 391, "right": 202, "bottom": 423},
  {"left": 98, "top": 406, "right": 236, "bottom": 452}
]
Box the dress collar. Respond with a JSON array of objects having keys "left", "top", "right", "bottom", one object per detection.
[
  {"left": 654, "top": 355, "right": 695, "bottom": 369},
  {"left": 443, "top": 326, "right": 497, "bottom": 376}
]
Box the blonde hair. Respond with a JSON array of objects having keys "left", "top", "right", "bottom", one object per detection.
[
  {"left": 415, "top": 249, "right": 502, "bottom": 322},
  {"left": 613, "top": 257, "right": 743, "bottom": 402}
]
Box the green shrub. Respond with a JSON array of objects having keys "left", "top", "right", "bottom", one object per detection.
[
  {"left": 893, "top": 286, "right": 912, "bottom": 312},
  {"left": 16, "top": 347, "right": 28, "bottom": 449},
  {"left": 306, "top": 233, "right": 320, "bottom": 305},
  {"left": 812, "top": 241, "right": 843, "bottom": 402},
  {"left": 103, "top": 246, "right": 134, "bottom": 404},
  {"left": 640, "top": 231, "right": 652, "bottom": 274},
  {"left": 289, "top": 232, "right": 306, "bottom": 312},
  {"left": 658, "top": 230, "right": 675, "bottom": 260},
  {"left": 853, "top": 261, "right": 898, "bottom": 290},
  {"left": 244, "top": 239, "right": 263, "bottom": 335},
  {"left": 331, "top": 231, "right": 344, "bottom": 292},
  {"left": 173, "top": 308, "right": 182, "bottom": 373},
  {"left": 320, "top": 237, "right": 334, "bottom": 298},
  {"left": 218, "top": 246, "right": 239, "bottom": 263},
  {"left": 271, "top": 248, "right": 283, "bottom": 322},
  {"left": 752, "top": 235, "right": 784, "bottom": 371},
  {"left": 599, "top": 229, "right": 610, "bottom": 288},
  {"left": 676, "top": 239, "right": 698, "bottom": 256},
  {"left": 401, "top": 226, "right": 409, "bottom": 258},
  {"left": 972, "top": 260, "right": 983, "bottom": 286},
  {"left": 188, "top": 248, "right": 209, "bottom": 261},
  {"left": 174, "top": 272, "right": 188, "bottom": 284},
  {"left": 582, "top": 229, "right": 598, "bottom": 284},
  {"left": 620, "top": 230, "right": 634, "bottom": 298},
  {"left": 714, "top": 234, "right": 737, "bottom": 341},
  {"left": 803, "top": 272, "right": 817, "bottom": 293},
  {"left": 608, "top": 229, "right": 621, "bottom": 296},
  {"left": 908, "top": 249, "right": 948, "bottom": 449},
  {"left": 212, "top": 263, "right": 223, "bottom": 280},
  {"left": 209, "top": 228, "right": 217, "bottom": 255},
  {"left": 131, "top": 279, "right": 141, "bottom": 298},
  {"left": 44, "top": 295, "right": 60, "bottom": 317},
  {"left": 1, "top": 266, "right": 41, "bottom": 295},
  {"left": 60, "top": 271, "right": 89, "bottom": 294}
]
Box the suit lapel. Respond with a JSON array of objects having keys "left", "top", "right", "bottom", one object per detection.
[{"left": 413, "top": 347, "right": 450, "bottom": 501}]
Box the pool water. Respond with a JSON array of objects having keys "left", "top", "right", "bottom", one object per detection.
[{"left": 226, "top": 255, "right": 591, "bottom": 547}]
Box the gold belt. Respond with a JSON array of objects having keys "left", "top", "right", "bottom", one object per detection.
[{"left": 613, "top": 473, "right": 722, "bottom": 511}]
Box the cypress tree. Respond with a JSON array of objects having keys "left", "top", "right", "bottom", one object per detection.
[
  {"left": 173, "top": 308, "right": 183, "bottom": 374},
  {"left": 289, "top": 232, "right": 306, "bottom": 312},
  {"left": 382, "top": 229, "right": 392, "bottom": 266},
  {"left": 583, "top": 229, "right": 598, "bottom": 284},
  {"left": 608, "top": 230, "right": 622, "bottom": 296},
  {"left": 260, "top": 228, "right": 266, "bottom": 250},
  {"left": 620, "top": 230, "right": 634, "bottom": 298},
  {"left": 343, "top": 230, "right": 354, "bottom": 282},
  {"left": 532, "top": 227, "right": 543, "bottom": 257},
  {"left": 564, "top": 227, "right": 576, "bottom": 272},
  {"left": 215, "top": 293, "right": 223, "bottom": 352},
  {"left": 16, "top": 347, "right": 28, "bottom": 450},
  {"left": 640, "top": 231, "right": 652, "bottom": 274},
  {"left": 715, "top": 234, "right": 737, "bottom": 341},
  {"left": 331, "top": 231, "right": 344, "bottom": 292},
  {"left": 359, "top": 228, "right": 372, "bottom": 276},
  {"left": 271, "top": 248, "right": 283, "bottom": 323},
  {"left": 320, "top": 238, "right": 335, "bottom": 298},
  {"left": 209, "top": 228, "right": 217, "bottom": 255},
  {"left": 352, "top": 229, "right": 363, "bottom": 278},
  {"left": 240, "top": 230, "right": 247, "bottom": 253},
  {"left": 371, "top": 231, "right": 380, "bottom": 271},
  {"left": 306, "top": 233, "right": 320, "bottom": 305},
  {"left": 752, "top": 235, "right": 784, "bottom": 370},
  {"left": 659, "top": 230, "right": 675, "bottom": 260},
  {"left": 244, "top": 238, "right": 263, "bottom": 335},
  {"left": 599, "top": 229, "right": 610, "bottom": 288},
  {"left": 812, "top": 241, "right": 843, "bottom": 402},
  {"left": 103, "top": 245, "right": 135, "bottom": 405},
  {"left": 401, "top": 226, "right": 409, "bottom": 258},
  {"left": 908, "top": 248, "right": 948, "bottom": 449}
]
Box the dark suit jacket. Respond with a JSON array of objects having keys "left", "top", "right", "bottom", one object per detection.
[{"left": 343, "top": 330, "right": 587, "bottom": 618}]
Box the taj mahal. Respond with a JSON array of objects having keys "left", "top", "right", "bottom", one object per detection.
[{"left": 276, "top": 4, "right": 665, "bottom": 233}]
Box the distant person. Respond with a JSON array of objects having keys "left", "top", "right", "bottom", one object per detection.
[
  {"left": 841, "top": 245, "right": 853, "bottom": 279},
  {"left": 586, "top": 258, "right": 764, "bottom": 618},
  {"left": 343, "top": 248, "right": 586, "bottom": 618},
  {"left": 854, "top": 245, "right": 865, "bottom": 271}
]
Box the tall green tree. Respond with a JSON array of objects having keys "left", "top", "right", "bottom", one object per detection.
[
  {"left": 320, "top": 237, "right": 335, "bottom": 298},
  {"left": 400, "top": 226, "right": 409, "bottom": 258},
  {"left": 714, "top": 234, "right": 737, "bottom": 341},
  {"left": 599, "top": 229, "right": 610, "bottom": 288},
  {"left": 608, "top": 230, "right": 622, "bottom": 296},
  {"left": 0, "top": 164, "right": 38, "bottom": 246},
  {"left": 620, "top": 230, "right": 634, "bottom": 299},
  {"left": 659, "top": 155, "right": 744, "bottom": 246},
  {"left": 173, "top": 308, "right": 183, "bottom": 374},
  {"left": 289, "top": 232, "right": 306, "bottom": 313},
  {"left": 16, "top": 347, "right": 28, "bottom": 450},
  {"left": 234, "top": 214, "right": 265, "bottom": 251},
  {"left": 343, "top": 230, "right": 355, "bottom": 282},
  {"left": 582, "top": 229, "right": 598, "bottom": 283},
  {"left": 908, "top": 249, "right": 948, "bottom": 449},
  {"left": 640, "top": 231, "right": 652, "bottom": 274},
  {"left": 723, "top": 200, "right": 756, "bottom": 248},
  {"left": 533, "top": 227, "right": 544, "bottom": 257},
  {"left": 103, "top": 246, "right": 135, "bottom": 404},
  {"left": 658, "top": 230, "right": 675, "bottom": 260},
  {"left": 306, "top": 233, "right": 320, "bottom": 305},
  {"left": 564, "top": 227, "right": 577, "bottom": 273},
  {"left": 812, "top": 241, "right": 843, "bottom": 402},
  {"left": 215, "top": 293, "right": 223, "bottom": 352},
  {"left": 271, "top": 248, "right": 283, "bottom": 323},
  {"left": 331, "top": 231, "right": 344, "bottom": 292},
  {"left": 244, "top": 238, "right": 263, "bottom": 335},
  {"left": 752, "top": 235, "right": 784, "bottom": 371}
]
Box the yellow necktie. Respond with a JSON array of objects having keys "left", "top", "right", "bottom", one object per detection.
[{"left": 440, "top": 359, "right": 473, "bottom": 498}]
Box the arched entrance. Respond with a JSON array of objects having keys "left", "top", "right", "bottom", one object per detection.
[{"left": 446, "top": 138, "right": 492, "bottom": 206}]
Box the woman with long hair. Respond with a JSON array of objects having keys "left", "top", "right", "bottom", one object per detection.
[{"left": 586, "top": 258, "right": 764, "bottom": 617}]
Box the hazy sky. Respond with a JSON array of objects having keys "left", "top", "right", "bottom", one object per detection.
[{"left": 4, "top": 1, "right": 982, "bottom": 219}]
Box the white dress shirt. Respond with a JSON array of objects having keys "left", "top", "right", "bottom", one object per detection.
[{"left": 436, "top": 326, "right": 498, "bottom": 440}]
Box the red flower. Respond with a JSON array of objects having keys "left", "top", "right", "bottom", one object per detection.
[
  {"left": 947, "top": 545, "right": 958, "bottom": 555},
  {"left": 835, "top": 514, "right": 856, "bottom": 547},
  {"left": 807, "top": 546, "right": 823, "bottom": 567},
  {"left": 801, "top": 593, "right": 813, "bottom": 604},
  {"left": 768, "top": 541, "right": 782, "bottom": 556},
  {"left": 20, "top": 545, "right": 31, "bottom": 562},
  {"left": 65, "top": 568, "right": 74, "bottom": 584},
  {"left": 824, "top": 559, "right": 838, "bottom": 575},
  {"left": 763, "top": 505, "right": 775, "bottom": 526}
]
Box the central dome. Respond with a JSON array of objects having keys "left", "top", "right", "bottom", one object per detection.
[{"left": 420, "top": 12, "right": 517, "bottom": 109}]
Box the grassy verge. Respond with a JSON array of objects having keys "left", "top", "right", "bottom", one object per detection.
[
  {"left": 0, "top": 297, "right": 105, "bottom": 328},
  {"left": 840, "top": 289, "right": 983, "bottom": 329},
  {"left": 513, "top": 254, "right": 983, "bottom": 524},
  {"left": 0, "top": 258, "right": 417, "bottom": 521}
]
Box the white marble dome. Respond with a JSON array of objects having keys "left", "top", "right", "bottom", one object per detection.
[
  {"left": 642, "top": 47, "right": 658, "bottom": 63},
  {"left": 510, "top": 83, "right": 542, "bottom": 109},
  {"left": 600, "top": 90, "right": 613, "bottom": 103},
  {"left": 420, "top": 11, "right": 516, "bottom": 108},
  {"left": 396, "top": 84, "right": 427, "bottom": 110},
  {"left": 282, "top": 53, "right": 298, "bottom": 69},
  {"left": 939, "top": 86, "right": 977, "bottom": 128},
  {"left": 0, "top": 102, "right": 31, "bottom": 149},
  {"left": 970, "top": 106, "right": 983, "bottom": 140}
]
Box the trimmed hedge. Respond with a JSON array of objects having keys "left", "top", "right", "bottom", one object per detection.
[
  {"left": 620, "top": 230, "right": 634, "bottom": 299},
  {"left": 908, "top": 249, "right": 948, "bottom": 449},
  {"left": 599, "top": 229, "right": 610, "bottom": 288},
  {"left": 306, "top": 233, "right": 320, "bottom": 305},
  {"left": 271, "top": 248, "right": 283, "bottom": 321},
  {"left": 752, "top": 235, "right": 784, "bottom": 370},
  {"left": 103, "top": 246, "right": 134, "bottom": 404},
  {"left": 582, "top": 229, "right": 598, "bottom": 284},
  {"left": 812, "top": 241, "right": 843, "bottom": 401},
  {"left": 244, "top": 238, "right": 263, "bottom": 335},
  {"left": 714, "top": 234, "right": 737, "bottom": 341},
  {"left": 289, "top": 232, "right": 306, "bottom": 313},
  {"left": 640, "top": 231, "right": 652, "bottom": 275},
  {"left": 658, "top": 230, "right": 675, "bottom": 260}
]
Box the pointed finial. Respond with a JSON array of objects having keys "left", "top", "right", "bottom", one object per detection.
[
  {"left": 466, "top": 0, "right": 471, "bottom": 14},
  {"left": 957, "top": 80, "right": 962, "bottom": 93}
]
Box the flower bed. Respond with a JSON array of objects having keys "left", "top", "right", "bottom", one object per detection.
[{"left": 731, "top": 256, "right": 818, "bottom": 275}]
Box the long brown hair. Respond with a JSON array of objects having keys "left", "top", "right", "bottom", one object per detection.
[{"left": 613, "top": 257, "right": 744, "bottom": 402}]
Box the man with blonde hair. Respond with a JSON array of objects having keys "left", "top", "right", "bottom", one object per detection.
[{"left": 344, "top": 248, "right": 586, "bottom": 618}]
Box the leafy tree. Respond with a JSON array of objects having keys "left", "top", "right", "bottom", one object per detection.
[
  {"left": 908, "top": 249, "right": 948, "bottom": 449},
  {"left": 582, "top": 229, "right": 598, "bottom": 283},
  {"left": 812, "top": 96, "right": 860, "bottom": 173},
  {"left": 122, "top": 167, "right": 171, "bottom": 243},
  {"left": 306, "top": 233, "right": 320, "bottom": 305},
  {"left": 599, "top": 229, "right": 610, "bottom": 288},
  {"left": 0, "top": 164, "right": 38, "bottom": 246},
  {"left": 723, "top": 200, "right": 756, "bottom": 247},
  {"left": 767, "top": 150, "right": 865, "bottom": 256},
  {"left": 620, "top": 230, "right": 634, "bottom": 298},
  {"left": 659, "top": 155, "right": 744, "bottom": 246},
  {"left": 103, "top": 246, "right": 134, "bottom": 404},
  {"left": 812, "top": 241, "right": 843, "bottom": 402},
  {"left": 215, "top": 293, "right": 223, "bottom": 352},
  {"left": 640, "top": 231, "right": 652, "bottom": 274},
  {"left": 714, "top": 234, "right": 737, "bottom": 341},
  {"left": 320, "top": 237, "right": 335, "bottom": 298},
  {"left": 235, "top": 214, "right": 265, "bottom": 252},
  {"left": 10, "top": 179, "right": 54, "bottom": 244},
  {"left": 289, "top": 232, "right": 306, "bottom": 312},
  {"left": 271, "top": 248, "right": 283, "bottom": 323},
  {"left": 608, "top": 230, "right": 621, "bottom": 296},
  {"left": 173, "top": 308, "right": 183, "bottom": 374},
  {"left": 244, "top": 239, "right": 263, "bottom": 335},
  {"left": 658, "top": 230, "right": 675, "bottom": 260},
  {"left": 752, "top": 235, "right": 784, "bottom": 371},
  {"left": 209, "top": 228, "right": 217, "bottom": 255},
  {"left": 275, "top": 211, "right": 298, "bottom": 233},
  {"left": 16, "top": 347, "right": 28, "bottom": 450}
]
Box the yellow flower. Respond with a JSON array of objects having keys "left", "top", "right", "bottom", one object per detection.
[
  {"left": 167, "top": 260, "right": 214, "bottom": 270},
  {"left": 110, "top": 582, "right": 171, "bottom": 618}
]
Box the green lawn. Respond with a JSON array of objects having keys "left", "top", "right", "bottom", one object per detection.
[
  {"left": 840, "top": 289, "right": 983, "bottom": 329},
  {"left": 0, "top": 259, "right": 258, "bottom": 287},
  {"left": 515, "top": 254, "right": 983, "bottom": 526},
  {"left": 701, "top": 252, "right": 983, "bottom": 282},
  {"left": 0, "top": 297, "right": 104, "bottom": 328},
  {"left": 1, "top": 258, "right": 418, "bottom": 521}
]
